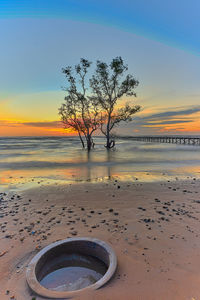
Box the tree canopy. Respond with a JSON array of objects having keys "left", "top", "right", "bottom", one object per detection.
[{"left": 59, "top": 57, "right": 140, "bottom": 150}]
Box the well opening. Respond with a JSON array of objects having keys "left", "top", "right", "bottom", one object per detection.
[{"left": 26, "top": 237, "right": 117, "bottom": 299}]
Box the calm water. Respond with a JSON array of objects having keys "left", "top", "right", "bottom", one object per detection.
[
  {"left": 39, "top": 253, "right": 107, "bottom": 291},
  {"left": 0, "top": 136, "right": 200, "bottom": 190}
]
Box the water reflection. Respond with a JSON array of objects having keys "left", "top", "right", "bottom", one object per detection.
[
  {"left": 1, "top": 136, "right": 200, "bottom": 191},
  {"left": 76, "top": 148, "right": 117, "bottom": 181},
  {"left": 69, "top": 149, "right": 115, "bottom": 182},
  {"left": 106, "top": 149, "right": 114, "bottom": 180}
]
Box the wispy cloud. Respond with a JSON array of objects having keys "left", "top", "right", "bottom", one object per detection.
[
  {"left": 133, "top": 106, "right": 200, "bottom": 127},
  {"left": 143, "top": 120, "right": 192, "bottom": 126},
  {"left": 0, "top": 120, "right": 62, "bottom": 128},
  {"left": 0, "top": 120, "right": 21, "bottom": 127},
  {"left": 22, "top": 121, "right": 62, "bottom": 128},
  {"left": 123, "top": 105, "right": 200, "bottom": 135},
  {"left": 145, "top": 107, "right": 200, "bottom": 120}
]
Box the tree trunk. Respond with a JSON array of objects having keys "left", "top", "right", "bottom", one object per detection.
[
  {"left": 106, "top": 115, "right": 111, "bottom": 148},
  {"left": 78, "top": 131, "right": 85, "bottom": 148},
  {"left": 86, "top": 134, "right": 92, "bottom": 151},
  {"left": 105, "top": 113, "right": 116, "bottom": 149}
]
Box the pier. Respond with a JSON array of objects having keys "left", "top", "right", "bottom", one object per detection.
[{"left": 129, "top": 136, "right": 200, "bottom": 146}]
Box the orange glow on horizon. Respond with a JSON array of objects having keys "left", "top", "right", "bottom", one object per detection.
[
  {"left": 0, "top": 119, "right": 77, "bottom": 136},
  {"left": 0, "top": 102, "right": 200, "bottom": 136}
]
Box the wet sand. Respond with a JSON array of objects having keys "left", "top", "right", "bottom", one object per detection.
[{"left": 1, "top": 179, "right": 200, "bottom": 300}]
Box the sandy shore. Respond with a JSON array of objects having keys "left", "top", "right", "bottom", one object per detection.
[{"left": 1, "top": 179, "right": 200, "bottom": 300}]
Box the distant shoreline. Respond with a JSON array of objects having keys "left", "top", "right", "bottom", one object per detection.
[{"left": 0, "top": 134, "right": 200, "bottom": 138}]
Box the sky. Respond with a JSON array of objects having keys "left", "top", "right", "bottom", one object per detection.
[{"left": 0, "top": 0, "right": 200, "bottom": 136}]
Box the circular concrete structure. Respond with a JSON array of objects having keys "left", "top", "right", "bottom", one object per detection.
[{"left": 26, "top": 237, "right": 117, "bottom": 299}]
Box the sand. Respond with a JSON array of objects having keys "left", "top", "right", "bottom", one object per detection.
[{"left": 0, "top": 178, "right": 200, "bottom": 300}]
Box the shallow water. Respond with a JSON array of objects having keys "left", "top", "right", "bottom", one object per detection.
[
  {"left": 0, "top": 136, "right": 200, "bottom": 190},
  {"left": 39, "top": 253, "right": 107, "bottom": 291}
]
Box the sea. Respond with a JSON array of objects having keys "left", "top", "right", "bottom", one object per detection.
[{"left": 0, "top": 136, "right": 200, "bottom": 191}]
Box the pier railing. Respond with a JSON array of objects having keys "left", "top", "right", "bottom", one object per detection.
[{"left": 125, "top": 136, "right": 200, "bottom": 146}]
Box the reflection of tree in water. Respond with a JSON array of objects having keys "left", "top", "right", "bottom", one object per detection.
[
  {"left": 86, "top": 150, "right": 92, "bottom": 181},
  {"left": 106, "top": 150, "right": 112, "bottom": 180},
  {"left": 85, "top": 148, "right": 116, "bottom": 181}
]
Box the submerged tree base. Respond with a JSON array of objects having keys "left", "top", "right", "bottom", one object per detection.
[{"left": 105, "top": 139, "right": 115, "bottom": 149}]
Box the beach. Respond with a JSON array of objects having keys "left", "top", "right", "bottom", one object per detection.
[{"left": 1, "top": 178, "right": 200, "bottom": 300}]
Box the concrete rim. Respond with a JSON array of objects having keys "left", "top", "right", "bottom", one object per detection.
[{"left": 26, "top": 237, "right": 117, "bottom": 299}]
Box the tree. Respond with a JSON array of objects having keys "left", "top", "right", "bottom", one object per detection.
[
  {"left": 59, "top": 97, "right": 86, "bottom": 148},
  {"left": 59, "top": 59, "right": 101, "bottom": 151},
  {"left": 90, "top": 57, "right": 140, "bottom": 148}
]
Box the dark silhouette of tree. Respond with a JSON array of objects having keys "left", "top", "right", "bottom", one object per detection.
[
  {"left": 59, "top": 59, "right": 101, "bottom": 151},
  {"left": 90, "top": 57, "right": 140, "bottom": 148},
  {"left": 59, "top": 97, "right": 86, "bottom": 148}
]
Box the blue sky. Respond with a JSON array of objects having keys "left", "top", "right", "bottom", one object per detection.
[
  {"left": 0, "top": 0, "right": 200, "bottom": 135},
  {"left": 1, "top": 0, "right": 200, "bottom": 54}
]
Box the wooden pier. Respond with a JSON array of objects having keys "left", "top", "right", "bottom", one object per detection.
[{"left": 129, "top": 136, "right": 200, "bottom": 146}]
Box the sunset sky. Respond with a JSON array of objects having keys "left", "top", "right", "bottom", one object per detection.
[{"left": 0, "top": 0, "right": 200, "bottom": 136}]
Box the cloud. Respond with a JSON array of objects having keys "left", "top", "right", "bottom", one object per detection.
[
  {"left": 119, "top": 105, "right": 200, "bottom": 135},
  {"left": 143, "top": 120, "right": 192, "bottom": 126},
  {"left": 0, "top": 120, "right": 21, "bottom": 127},
  {"left": 132, "top": 106, "right": 200, "bottom": 127},
  {"left": 140, "top": 106, "right": 200, "bottom": 121},
  {"left": 0, "top": 120, "right": 62, "bottom": 128},
  {"left": 22, "top": 121, "right": 62, "bottom": 128}
]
